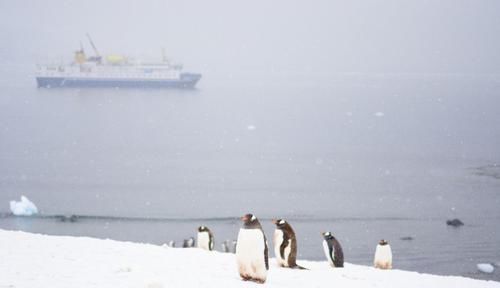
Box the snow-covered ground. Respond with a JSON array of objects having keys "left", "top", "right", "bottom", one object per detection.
[{"left": 1, "top": 229, "right": 498, "bottom": 288}]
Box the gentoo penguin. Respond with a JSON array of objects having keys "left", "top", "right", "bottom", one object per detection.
[
  {"left": 221, "top": 239, "right": 237, "bottom": 253},
  {"left": 272, "top": 219, "right": 306, "bottom": 269},
  {"left": 231, "top": 240, "right": 237, "bottom": 253},
  {"left": 374, "top": 239, "right": 392, "bottom": 269},
  {"left": 221, "top": 240, "right": 230, "bottom": 253},
  {"left": 183, "top": 237, "right": 195, "bottom": 248},
  {"left": 236, "top": 213, "right": 269, "bottom": 283},
  {"left": 197, "top": 226, "right": 214, "bottom": 251},
  {"left": 322, "top": 232, "right": 344, "bottom": 268}
]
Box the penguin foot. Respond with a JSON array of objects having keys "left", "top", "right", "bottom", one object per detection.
[
  {"left": 240, "top": 275, "right": 266, "bottom": 284},
  {"left": 252, "top": 278, "right": 266, "bottom": 284},
  {"left": 240, "top": 274, "right": 251, "bottom": 281}
]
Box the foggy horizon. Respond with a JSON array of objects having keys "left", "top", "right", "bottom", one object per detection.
[{"left": 1, "top": 0, "right": 500, "bottom": 76}]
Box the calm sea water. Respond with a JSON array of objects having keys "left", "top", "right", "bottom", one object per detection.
[{"left": 1, "top": 69, "right": 499, "bottom": 280}]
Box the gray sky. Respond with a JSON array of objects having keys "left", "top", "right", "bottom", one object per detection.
[{"left": 1, "top": 0, "right": 500, "bottom": 75}]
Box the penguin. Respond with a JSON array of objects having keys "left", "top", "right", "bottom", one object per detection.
[
  {"left": 374, "top": 239, "right": 392, "bottom": 269},
  {"left": 221, "top": 240, "right": 230, "bottom": 253},
  {"left": 197, "top": 226, "right": 214, "bottom": 251},
  {"left": 231, "top": 240, "right": 237, "bottom": 253},
  {"left": 167, "top": 240, "right": 176, "bottom": 248},
  {"left": 321, "top": 232, "right": 344, "bottom": 268},
  {"left": 236, "top": 213, "right": 269, "bottom": 284},
  {"left": 183, "top": 237, "right": 195, "bottom": 248},
  {"left": 272, "top": 219, "right": 307, "bottom": 269},
  {"left": 188, "top": 237, "right": 195, "bottom": 247}
]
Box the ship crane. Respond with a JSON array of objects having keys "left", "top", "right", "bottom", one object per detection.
[{"left": 86, "top": 33, "right": 102, "bottom": 64}]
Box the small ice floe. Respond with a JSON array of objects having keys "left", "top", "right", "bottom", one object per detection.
[
  {"left": 374, "top": 112, "right": 385, "bottom": 117},
  {"left": 477, "top": 263, "right": 495, "bottom": 274},
  {"left": 9, "top": 196, "right": 38, "bottom": 216},
  {"left": 247, "top": 125, "right": 256, "bottom": 131}
]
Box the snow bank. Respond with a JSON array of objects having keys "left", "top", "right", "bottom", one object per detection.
[
  {"left": 9, "top": 196, "right": 38, "bottom": 216},
  {"left": 0, "top": 229, "right": 498, "bottom": 288}
]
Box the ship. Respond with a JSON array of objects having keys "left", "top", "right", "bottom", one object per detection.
[{"left": 36, "top": 35, "right": 201, "bottom": 89}]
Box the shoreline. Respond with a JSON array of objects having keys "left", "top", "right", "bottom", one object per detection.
[{"left": 1, "top": 229, "right": 498, "bottom": 287}]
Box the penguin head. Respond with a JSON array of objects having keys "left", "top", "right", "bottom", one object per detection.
[
  {"left": 379, "top": 239, "right": 389, "bottom": 246},
  {"left": 272, "top": 218, "right": 287, "bottom": 228},
  {"left": 322, "top": 231, "right": 334, "bottom": 240},
  {"left": 241, "top": 213, "right": 260, "bottom": 228},
  {"left": 198, "top": 226, "right": 209, "bottom": 232}
]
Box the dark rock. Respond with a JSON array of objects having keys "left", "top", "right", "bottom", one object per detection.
[
  {"left": 400, "top": 236, "right": 414, "bottom": 241},
  {"left": 446, "top": 218, "right": 464, "bottom": 227},
  {"left": 58, "top": 215, "right": 78, "bottom": 222}
]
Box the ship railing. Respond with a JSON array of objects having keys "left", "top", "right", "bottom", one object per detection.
[{"left": 36, "top": 71, "right": 181, "bottom": 79}]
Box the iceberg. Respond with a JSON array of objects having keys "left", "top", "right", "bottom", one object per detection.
[
  {"left": 9, "top": 196, "right": 39, "bottom": 216},
  {"left": 477, "top": 263, "right": 495, "bottom": 274}
]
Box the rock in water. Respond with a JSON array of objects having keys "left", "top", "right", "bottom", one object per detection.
[
  {"left": 446, "top": 219, "right": 464, "bottom": 227},
  {"left": 400, "top": 236, "right": 414, "bottom": 241},
  {"left": 58, "top": 215, "right": 78, "bottom": 222},
  {"left": 9, "top": 196, "right": 38, "bottom": 216},
  {"left": 477, "top": 263, "right": 495, "bottom": 274}
]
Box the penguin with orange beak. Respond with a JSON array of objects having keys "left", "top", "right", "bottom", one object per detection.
[
  {"left": 272, "top": 218, "right": 307, "bottom": 269},
  {"left": 235, "top": 213, "right": 269, "bottom": 283}
]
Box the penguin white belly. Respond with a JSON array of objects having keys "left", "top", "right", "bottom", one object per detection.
[
  {"left": 374, "top": 245, "right": 392, "bottom": 269},
  {"left": 197, "top": 231, "right": 210, "bottom": 250},
  {"left": 323, "top": 240, "right": 334, "bottom": 266},
  {"left": 273, "top": 230, "right": 286, "bottom": 266},
  {"left": 236, "top": 228, "right": 267, "bottom": 281}
]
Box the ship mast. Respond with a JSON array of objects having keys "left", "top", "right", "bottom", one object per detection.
[{"left": 86, "top": 33, "right": 102, "bottom": 64}]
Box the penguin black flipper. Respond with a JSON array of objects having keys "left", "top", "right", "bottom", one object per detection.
[
  {"left": 209, "top": 230, "right": 214, "bottom": 251},
  {"left": 279, "top": 233, "right": 289, "bottom": 260},
  {"left": 264, "top": 235, "right": 269, "bottom": 270}
]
